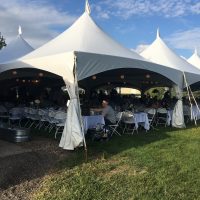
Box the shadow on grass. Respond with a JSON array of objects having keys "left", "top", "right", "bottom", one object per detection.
[
  {"left": 57, "top": 126, "right": 173, "bottom": 171},
  {"left": 57, "top": 120, "right": 200, "bottom": 171}
]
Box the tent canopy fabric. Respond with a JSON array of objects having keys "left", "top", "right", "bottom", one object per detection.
[
  {"left": 75, "top": 51, "right": 182, "bottom": 87},
  {"left": 188, "top": 49, "right": 200, "bottom": 69},
  {"left": 140, "top": 30, "right": 200, "bottom": 86},
  {"left": 2, "top": 12, "right": 187, "bottom": 89},
  {"left": 0, "top": 30, "right": 34, "bottom": 64},
  {"left": 21, "top": 12, "right": 144, "bottom": 61}
]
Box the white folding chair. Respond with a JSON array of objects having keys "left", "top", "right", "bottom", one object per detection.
[
  {"left": 23, "top": 107, "right": 32, "bottom": 127},
  {"left": 156, "top": 108, "right": 168, "bottom": 127},
  {"left": 46, "top": 110, "right": 57, "bottom": 133},
  {"left": 183, "top": 105, "right": 192, "bottom": 123},
  {"left": 54, "top": 111, "right": 67, "bottom": 139},
  {"left": 9, "top": 107, "right": 23, "bottom": 127},
  {"left": 28, "top": 108, "right": 40, "bottom": 128},
  {"left": 123, "top": 111, "right": 137, "bottom": 134},
  {"left": 145, "top": 108, "right": 156, "bottom": 130},
  {"left": 37, "top": 109, "right": 49, "bottom": 129},
  {"left": 109, "top": 112, "right": 123, "bottom": 136}
]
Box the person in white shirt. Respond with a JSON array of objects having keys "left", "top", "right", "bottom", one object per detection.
[{"left": 102, "top": 99, "right": 116, "bottom": 125}]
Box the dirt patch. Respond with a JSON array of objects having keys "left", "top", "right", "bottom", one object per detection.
[
  {"left": 0, "top": 137, "right": 70, "bottom": 200},
  {"left": 99, "top": 157, "right": 148, "bottom": 180},
  {"left": 0, "top": 140, "right": 30, "bottom": 158},
  {"left": 104, "top": 163, "right": 148, "bottom": 180}
]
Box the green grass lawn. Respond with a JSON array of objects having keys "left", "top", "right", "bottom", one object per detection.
[{"left": 33, "top": 126, "right": 200, "bottom": 200}]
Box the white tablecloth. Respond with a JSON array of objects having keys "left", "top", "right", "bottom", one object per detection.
[
  {"left": 134, "top": 112, "right": 150, "bottom": 131},
  {"left": 168, "top": 106, "right": 200, "bottom": 124},
  {"left": 167, "top": 110, "right": 173, "bottom": 126},
  {"left": 191, "top": 106, "right": 200, "bottom": 120},
  {"left": 82, "top": 115, "right": 105, "bottom": 133}
]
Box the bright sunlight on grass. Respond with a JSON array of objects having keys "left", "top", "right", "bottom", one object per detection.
[{"left": 33, "top": 126, "right": 200, "bottom": 200}]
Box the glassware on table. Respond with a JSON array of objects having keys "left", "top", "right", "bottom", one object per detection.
[{"left": 90, "top": 110, "right": 94, "bottom": 116}]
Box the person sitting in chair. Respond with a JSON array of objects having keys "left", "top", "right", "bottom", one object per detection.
[
  {"left": 102, "top": 99, "right": 116, "bottom": 126},
  {"left": 91, "top": 99, "right": 116, "bottom": 141}
]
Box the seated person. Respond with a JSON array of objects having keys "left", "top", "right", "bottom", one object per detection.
[{"left": 102, "top": 99, "right": 116, "bottom": 125}]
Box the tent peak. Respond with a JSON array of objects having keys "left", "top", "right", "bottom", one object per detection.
[
  {"left": 188, "top": 48, "right": 200, "bottom": 69},
  {"left": 22, "top": 7, "right": 143, "bottom": 61},
  {"left": 18, "top": 25, "right": 22, "bottom": 36},
  {"left": 156, "top": 28, "right": 160, "bottom": 39},
  {"left": 141, "top": 29, "right": 200, "bottom": 80},
  {"left": 85, "top": 0, "right": 91, "bottom": 15}
]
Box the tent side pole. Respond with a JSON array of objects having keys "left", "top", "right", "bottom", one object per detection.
[
  {"left": 74, "top": 55, "right": 88, "bottom": 161},
  {"left": 183, "top": 72, "right": 196, "bottom": 125},
  {"left": 189, "top": 85, "right": 200, "bottom": 123}
]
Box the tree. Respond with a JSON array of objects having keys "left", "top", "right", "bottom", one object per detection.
[{"left": 0, "top": 32, "right": 6, "bottom": 50}]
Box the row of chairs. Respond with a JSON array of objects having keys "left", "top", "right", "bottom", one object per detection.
[
  {"left": 109, "top": 108, "right": 170, "bottom": 136},
  {"left": 0, "top": 107, "right": 67, "bottom": 139},
  {"left": 0, "top": 105, "right": 195, "bottom": 140},
  {"left": 23, "top": 108, "right": 66, "bottom": 138}
]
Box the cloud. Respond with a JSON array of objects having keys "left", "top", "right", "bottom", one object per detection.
[
  {"left": 165, "top": 28, "right": 200, "bottom": 51},
  {"left": 0, "top": 0, "right": 77, "bottom": 48},
  {"left": 92, "top": 5, "right": 110, "bottom": 19},
  {"left": 94, "top": 0, "right": 200, "bottom": 19},
  {"left": 191, "top": 2, "right": 200, "bottom": 14},
  {"left": 132, "top": 44, "right": 149, "bottom": 54}
]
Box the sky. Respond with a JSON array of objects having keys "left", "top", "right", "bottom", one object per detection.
[{"left": 0, "top": 0, "right": 200, "bottom": 58}]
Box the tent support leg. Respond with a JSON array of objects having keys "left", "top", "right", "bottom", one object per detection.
[
  {"left": 183, "top": 72, "right": 197, "bottom": 125},
  {"left": 74, "top": 55, "right": 88, "bottom": 162},
  {"left": 189, "top": 85, "right": 200, "bottom": 123}
]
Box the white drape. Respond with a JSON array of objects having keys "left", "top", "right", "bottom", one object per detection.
[
  {"left": 59, "top": 77, "right": 84, "bottom": 150},
  {"left": 172, "top": 85, "right": 185, "bottom": 128},
  {"left": 18, "top": 51, "right": 85, "bottom": 150}
]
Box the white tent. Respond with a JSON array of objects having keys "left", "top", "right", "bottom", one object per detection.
[
  {"left": 0, "top": 6, "right": 199, "bottom": 149},
  {"left": 0, "top": 26, "right": 34, "bottom": 63},
  {"left": 188, "top": 49, "right": 200, "bottom": 69},
  {"left": 7, "top": 14, "right": 186, "bottom": 86},
  {"left": 141, "top": 29, "right": 200, "bottom": 128},
  {"left": 140, "top": 29, "right": 200, "bottom": 86}
]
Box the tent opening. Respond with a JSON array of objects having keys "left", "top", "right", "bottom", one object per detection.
[
  {"left": 0, "top": 68, "right": 68, "bottom": 108},
  {"left": 79, "top": 68, "right": 175, "bottom": 91}
]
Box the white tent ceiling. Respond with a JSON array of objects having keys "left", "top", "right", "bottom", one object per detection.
[
  {"left": 188, "top": 49, "right": 200, "bottom": 69},
  {"left": 0, "top": 27, "right": 33, "bottom": 63},
  {"left": 140, "top": 30, "right": 200, "bottom": 86}
]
